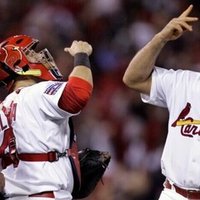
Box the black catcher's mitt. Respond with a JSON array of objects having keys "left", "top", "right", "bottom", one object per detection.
[{"left": 73, "top": 148, "right": 111, "bottom": 199}]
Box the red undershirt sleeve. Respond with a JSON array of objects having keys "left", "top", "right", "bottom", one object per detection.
[{"left": 58, "top": 77, "right": 93, "bottom": 114}]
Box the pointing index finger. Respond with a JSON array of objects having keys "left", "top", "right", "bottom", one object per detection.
[{"left": 179, "top": 4, "right": 194, "bottom": 17}]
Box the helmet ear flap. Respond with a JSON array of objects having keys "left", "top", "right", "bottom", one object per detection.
[{"left": 3, "top": 46, "right": 24, "bottom": 69}]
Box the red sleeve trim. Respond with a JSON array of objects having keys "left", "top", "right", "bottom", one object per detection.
[{"left": 58, "top": 77, "right": 93, "bottom": 113}]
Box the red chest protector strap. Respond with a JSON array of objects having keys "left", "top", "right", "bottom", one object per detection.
[
  {"left": 68, "top": 117, "right": 81, "bottom": 194},
  {"left": 0, "top": 101, "right": 19, "bottom": 168}
]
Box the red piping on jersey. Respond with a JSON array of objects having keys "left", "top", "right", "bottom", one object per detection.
[{"left": 58, "top": 77, "right": 93, "bottom": 114}]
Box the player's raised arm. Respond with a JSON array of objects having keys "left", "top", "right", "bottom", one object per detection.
[
  {"left": 58, "top": 41, "right": 93, "bottom": 114},
  {"left": 122, "top": 4, "right": 198, "bottom": 95}
]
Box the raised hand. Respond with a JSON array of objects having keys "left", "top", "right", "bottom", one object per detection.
[
  {"left": 157, "top": 5, "right": 198, "bottom": 42},
  {"left": 64, "top": 41, "right": 93, "bottom": 56}
]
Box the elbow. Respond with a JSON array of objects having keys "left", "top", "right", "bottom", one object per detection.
[
  {"left": 78, "top": 90, "right": 92, "bottom": 107},
  {"left": 122, "top": 73, "right": 145, "bottom": 92},
  {"left": 122, "top": 73, "right": 134, "bottom": 88},
  {"left": 122, "top": 74, "right": 128, "bottom": 86},
  {"left": 72, "top": 90, "right": 92, "bottom": 113}
]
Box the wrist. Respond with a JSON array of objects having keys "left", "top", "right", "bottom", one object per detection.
[
  {"left": 74, "top": 53, "right": 91, "bottom": 69},
  {"left": 154, "top": 33, "right": 168, "bottom": 45}
]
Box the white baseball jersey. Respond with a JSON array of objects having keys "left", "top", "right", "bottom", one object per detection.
[
  {"left": 0, "top": 80, "right": 78, "bottom": 198},
  {"left": 141, "top": 67, "right": 200, "bottom": 190}
]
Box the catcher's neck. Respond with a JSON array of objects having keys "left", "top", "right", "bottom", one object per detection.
[{"left": 12, "top": 78, "right": 37, "bottom": 91}]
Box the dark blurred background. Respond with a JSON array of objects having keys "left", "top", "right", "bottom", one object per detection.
[{"left": 1, "top": 0, "right": 200, "bottom": 199}]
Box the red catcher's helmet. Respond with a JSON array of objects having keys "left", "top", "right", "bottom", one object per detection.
[{"left": 0, "top": 35, "right": 63, "bottom": 88}]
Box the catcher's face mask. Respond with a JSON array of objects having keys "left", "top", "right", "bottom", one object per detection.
[{"left": 0, "top": 35, "right": 63, "bottom": 89}]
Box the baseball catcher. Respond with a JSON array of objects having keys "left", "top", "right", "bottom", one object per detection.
[{"left": 0, "top": 34, "right": 110, "bottom": 200}]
